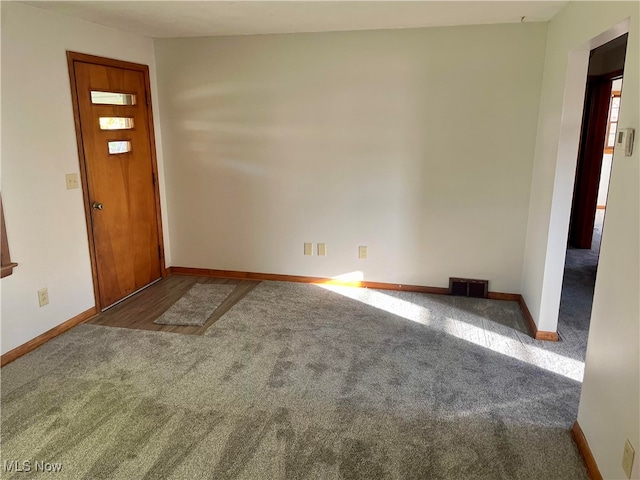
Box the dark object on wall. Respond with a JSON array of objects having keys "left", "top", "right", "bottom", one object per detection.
[
  {"left": 449, "top": 278, "right": 489, "bottom": 299},
  {"left": 570, "top": 34, "right": 627, "bottom": 249},
  {"left": 1, "top": 194, "right": 18, "bottom": 278}
]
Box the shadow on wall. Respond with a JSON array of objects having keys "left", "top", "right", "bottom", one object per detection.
[{"left": 158, "top": 26, "right": 544, "bottom": 288}]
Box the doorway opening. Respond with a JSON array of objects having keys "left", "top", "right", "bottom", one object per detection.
[
  {"left": 67, "top": 52, "right": 166, "bottom": 311},
  {"left": 558, "top": 34, "right": 627, "bottom": 358}
]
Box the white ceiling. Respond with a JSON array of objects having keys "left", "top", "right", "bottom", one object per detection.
[{"left": 22, "top": 1, "right": 568, "bottom": 38}]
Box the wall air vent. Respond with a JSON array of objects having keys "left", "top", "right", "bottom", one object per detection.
[{"left": 449, "top": 278, "right": 489, "bottom": 299}]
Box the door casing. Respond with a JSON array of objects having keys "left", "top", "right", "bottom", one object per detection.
[{"left": 67, "top": 51, "right": 166, "bottom": 311}]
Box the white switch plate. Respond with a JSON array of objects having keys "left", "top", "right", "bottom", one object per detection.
[
  {"left": 38, "top": 288, "right": 49, "bottom": 307},
  {"left": 304, "top": 243, "right": 313, "bottom": 256},
  {"left": 317, "top": 243, "right": 327, "bottom": 256},
  {"left": 622, "top": 439, "right": 635, "bottom": 479},
  {"left": 358, "top": 246, "right": 367, "bottom": 259},
  {"left": 65, "top": 173, "right": 79, "bottom": 190}
]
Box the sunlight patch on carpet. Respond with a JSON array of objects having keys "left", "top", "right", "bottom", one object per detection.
[{"left": 317, "top": 283, "right": 584, "bottom": 382}]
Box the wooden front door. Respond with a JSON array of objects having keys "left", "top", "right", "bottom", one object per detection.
[
  {"left": 68, "top": 53, "right": 164, "bottom": 309},
  {"left": 569, "top": 75, "right": 612, "bottom": 249},
  {"left": 569, "top": 70, "right": 622, "bottom": 249}
]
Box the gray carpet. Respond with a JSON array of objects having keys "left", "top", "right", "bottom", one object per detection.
[
  {"left": 153, "top": 283, "right": 234, "bottom": 326},
  {"left": 557, "top": 209, "right": 604, "bottom": 359},
  {"left": 1, "top": 280, "right": 588, "bottom": 479}
]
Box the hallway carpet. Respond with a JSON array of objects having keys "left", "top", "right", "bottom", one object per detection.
[
  {"left": 557, "top": 209, "right": 604, "bottom": 359},
  {"left": 1, "top": 282, "right": 588, "bottom": 479}
]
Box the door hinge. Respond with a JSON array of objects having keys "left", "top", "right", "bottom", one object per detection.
[
  {"left": 158, "top": 245, "right": 162, "bottom": 259},
  {"left": 146, "top": 91, "right": 150, "bottom": 106}
]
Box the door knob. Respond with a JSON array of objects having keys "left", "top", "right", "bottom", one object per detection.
[{"left": 92, "top": 202, "right": 104, "bottom": 210}]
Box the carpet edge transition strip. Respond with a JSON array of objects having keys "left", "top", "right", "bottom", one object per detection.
[
  {"left": 1, "top": 306, "right": 98, "bottom": 367},
  {"left": 572, "top": 421, "right": 604, "bottom": 480},
  {"left": 168, "top": 266, "right": 559, "bottom": 341}
]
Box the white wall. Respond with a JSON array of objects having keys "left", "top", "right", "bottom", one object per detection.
[
  {"left": 155, "top": 23, "right": 547, "bottom": 292},
  {"left": 521, "top": 7, "right": 635, "bottom": 334},
  {"left": 597, "top": 153, "right": 613, "bottom": 207},
  {"left": 0, "top": 2, "right": 169, "bottom": 355},
  {"left": 521, "top": 1, "right": 639, "bottom": 478}
]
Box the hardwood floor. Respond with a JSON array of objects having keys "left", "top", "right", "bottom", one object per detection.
[{"left": 87, "top": 274, "right": 260, "bottom": 335}]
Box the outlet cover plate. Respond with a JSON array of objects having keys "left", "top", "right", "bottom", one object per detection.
[
  {"left": 623, "top": 439, "right": 635, "bottom": 479},
  {"left": 65, "top": 173, "right": 79, "bottom": 190},
  {"left": 304, "top": 243, "right": 313, "bottom": 256},
  {"left": 38, "top": 288, "right": 49, "bottom": 307}
]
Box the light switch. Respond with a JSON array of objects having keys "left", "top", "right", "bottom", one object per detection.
[
  {"left": 317, "top": 243, "right": 327, "bottom": 256},
  {"left": 66, "top": 173, "right": 79, "bottom": 190},
  {"left": 358, "top": 246, "right": 367, "bottom": 259},
  {"left": 304, "top": 243, "right": 313, "bottom": 256},
  {"left": 38, "top": 288, "right": 49, "bottom": 307}
]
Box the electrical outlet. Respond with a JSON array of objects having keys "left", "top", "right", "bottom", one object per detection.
[
  {"left": 65, "top": 173, "right": 79, "bottom": 190},
  {"left": 304, "top": 243, "right": 313, "bottom": 256},
  {"left": 317, "top": 243, "right": 327, "bottom": 256},
  {"left": 623, "top": 439, "right": 635, "bottom": 479},
  {"left": 358, "top": 246, "right": 367, "bottom": 259},
  {"left": 38, "top": 288, "right": 49, "bottom": 307}
]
